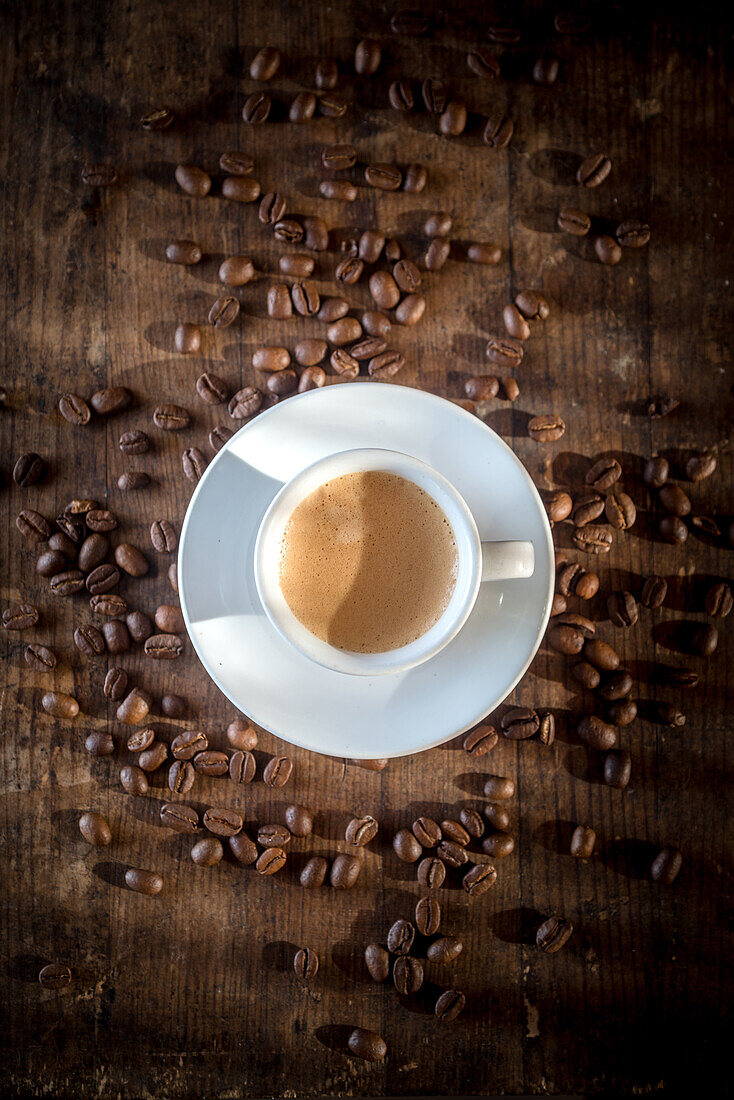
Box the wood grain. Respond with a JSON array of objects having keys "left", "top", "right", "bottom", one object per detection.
[{"left": 0, "top": 1, "right": 731, "bottom": 1095}]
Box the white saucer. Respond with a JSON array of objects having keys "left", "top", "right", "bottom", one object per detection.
[{"left": 178, "top": 384, "right": 554, "bottom": 759}]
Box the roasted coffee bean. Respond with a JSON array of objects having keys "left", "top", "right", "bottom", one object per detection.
[
  {"left": 25, "top": 643, "right": 57, "bottom": 671},
  {"left": 250, "top": 45, "right": 280, "bottom": 81},
  {"left": 160, "top": 803, "right": 199, "bottom": 834},
  {"left": 386, "top": 919, "right": 415, "bottom": 955},
  {"left": 705, "top": 581, "right": 732, "bottom": 617},
  {"left": 191, "top": 838, "right": 223, "bottom": 867},
  {"left": 85, "top": 731, "right": 114, "bottom": 756},
  {"left": 595, "top": 235, "right": 622, "bottom": 265},
  {"left": 3, "top": 603, "right": 39, "bottom": 631},
  {"left": 42, "top": 691, "right": 79, "bottom": 719},
  {"left": 16, "top": 509, "right": 51, "bottom": 542},
  {"left": 81, "top": 162, "right": 117, "bottom": 186},
  {"left": 577, "top": 715, "right": 617, "bottom": 750},
  {"left": 503, "top": 304, "right": 531, "bottom": 341},
  {"left": 394, "top": 955, "right": 423, "bottom": 995},
  {"left": 441, "top": 820, "right": 469, "bottom": 847},
  {"left": 460, "top": 808, "right": 485, "bottom": 837},
  {"left": 283, "top": 804, "right": 312, "bottom": 837},
  {"left": 586, "top": 457, "right": 622, "bottom": 492},
  {"left": 558, "top": 562, "right": 599, "bottom": 599},
  {"left": 13, "top": 452, "right": 45, "bottom": 487},
  {"left": 557, "top": 206, "right": 592, "bottom": 237},
  {"left": 484, "top": 336, "right": 522, "bottom": 369},
  {"left": 171, "top": 730, "right": 208, "bottom": 760},
  {"left": 501, "top": 707, "right": 539, "bottom": 740},
  {"left": 330, "top": 853, "right": 361, "bottom": 889},
  {"left": 685, "top": 452, "right": 717, "bottom": 482},
  {"left": 415, "top": 896, "right": 441, "bottom": 937},
  {"left": 65, "top": 498, "right": 100, "bottom": 516},
  {"left": 607, "top": 698, "right": 637, "bottom": 726},
  {"left": 402, "top": 163, "right": 427, "bottom": 192},
  {"left": 242, "top": 92, "right": 271, "bottom": 124},
  {"left": 425, "top": 238, "right": 451, "bottom": 271},
  {"left": 555, "top": 613, "right": 595, "bottom": 638},
  {"left": 577, "top": 153, "right": 611, "bottom": 187},
  {"left": 570, "top": 824, "right": 596, "bottom": 858},
  {"left": 544, "top": 490, "right": 573, "bottom": 523},
  {"left": 417, "top": 857, "right": 446, "bottom": 888},
  {"left": 348, "top": 1028, "right": 386, "bottom": 1062},
  {"left": 330, "top": 349, "right": 359, "bottom": 379},
  {"left": 120, "top": 764, "right": 148, "bottom": 796},
  {"left": 77, "top": 533, "right": 108, "bottom": 572},
  {"left": 653, "top": 702, "right": 686, "bottom": 728},
  {"left": 659, "top": 484, "right": 691, "bottom": 517},
  {"left": 467, "top": 47, "right": 500, "bottom": 77},
  {"left": 166, "top": 240, "right": 202, "bottom": 265},
  {"left": 334, "top": 257, "right": 364, "bottom": 287},
  {"left": 90, "top": 386, "right": 131, "bottom": 417},
  {"left": 229, "top": 386, "right": 262, "bottom": 420},
  {"left": 688, "top": 623, "right": 718, "bottom": 656},
  {"left": 328, "top": 318, "right": 362, "bottom": 349},
  {"left": 289, "top": 91, "right": 316, "bottom": 122},
  {"left": 428, "top": 936, "right": 464, "bottom": 964},
  {"left": 118, "top": 471, "right": 150, "bottom": 491},
  {"left": 38, "top": 963, "right": 72, "bottom": 989},
  {"left": 345, "top": 815, "right": 378, "bottom": 846},
  {"left": 644, "top": 456, "right": 669, "bottom": 488},
  {"left": 422, "top": 78, "right": 448, "bottom": 113},
  {"left": 355, "top": 231, "right": 384, "bottom": 267},
  {"left": 263, "top": 755, "right": 293, "bottom": 787},
  {"left": 538, "top": 712, "right": 555, "bottom": 746},
  {"left": 175, "top": 164, "right": 211, "bottom": 197},
  {"left": 209, "top": 425, "right": 234, "bottom": 451},
  {"left": 369, "top": 351, "right": 405, "bottom": 379},
  {"left": 119, "top": 432, "right": 150, "bottom": 461},
  {"left": 485, "top": 774, "right": 515, "bottom": 802},
  {"left": 554, "top": 11, "right": 590, "bottom": 33},
  {"left": 279, "top": 256, "right": 314, "bottom": 282},
  {"left": 615, "top": 221, "right": 651, "bottom": 248},
  {"left": 537, "top": 916, "right": 573, "bottom": 952},
  {"left": 389, "top": 79, "right": 414, "bottom": 110},
  {"left": 528, "top": 414, "right": 565, "bottom": 442},
  {"left": 126, "top": 611, "right": 154, "bottom": 644},
  {"left": 533, "top": 55, "right": 560, "bottom": 84},
  {"left": 55, "top": 513, "right": 84, "bottom": 544},
  {"left": 138, "top": 741, "right": 168, "bottom": 771},
  {"left": 355, "top": 37, "right": 381, "bottom": 75},
  {"left": 154, "top": 605, "right": 185, "bottom": 635},
  {"left": 393, "top": 828, "right": 422, "bottom": 862},
  {"left": 321, "top": 143, "right": 357, "bottom": 172},
  {"left": 573, "top": 525, "right": 613, "bottom": 554},
  {"left": 294, "top": 947, "right": 319, "bottom": 981},
  {"left": 257, "top": 824, "right": 290, "bottom": 848},
  {"left": 583, "top": 639, "right": 619, "bottom": 671},
  {"left": 161, "top": 694, "right": 186, "bottom": 718},
  {"left": 300, "top": 855, "right": 329, "bottom": 888},
  {"left": 74, "top": 623, "right": 105, "bottom": 657},
  {"left": 267, "top": 283, "right": 294, "bottom": 319},
  {"left": 116, "top": 687, "right": 151, "bottom": 725},
  {"left": 549, "top": 624, "right": 584, "bottom": 655},
  {"left": 437, "top": 840, "right": 468, "bottom": 867},
  {"left": 84, "top": 510, "right": 117, "bottom": 536},
  {"left": 466, "top": 243, "right": 501, "bottom": 265},
  {"left": 318, "top": 92, "right": 348, "bottom": 118},
  {"left": 219, "top": 151, "right": 254, "bottom": 176},
  {"left": 440, "top": 100, "right": 467, "bottom": 136},
  {"left": 483, "top": 114, "right": 514, "bottom": 148},
  {"left": 603, "top": 749, "right": 631, "bottom": 789},
  {"left": 435, "top": 988, "right": 465, "bottom": 1022},
  {"left": 320, "top": 178, "right": 358, "bottom": 202},
  {"left": 153, "top": 404, "right": 189, "bottom": 432},
  {"left": 229, "top": 833, "right": 258, "bottom": 864},
  {"left": 572, "top": 491, "right": 605, "bottom": 527},
  {"left": 464, "top": 375, "right": 499, "bottom": 401},
  {"left": 359, "top": 314, "right": 390, "bottom": 342},
  {"left": 605, "top": 490, "right": 636, "bottom": 530},
  {"left": 78, "top": 811, "right": 111, "bottom": 847},
  {"left": 365, "top": 944, "right": 390, "bottom": 982},
  {"left": 515, "top": 290, "right": 549, "bottom": 322},
  {"left": 291, "top": 281, "right": 320, "bottom": 317},
  {"left": 364, "top": 163, "right": 402, "bottom": 191},
  {"left": 572, "top": 661, "right": 601, "bottom": 689},
  {"left": 608, "top": 591, "right": 638, "bottom": 627},
  {"left": 484, "top": 803, "right": 511, "bottom": 831},
  {"left": 350, "top": 337, "right": 388, "bottom": 361},
  {"left": 205, "top": 807, "right": 243, "bottom": 837},
  {"left": 412, "top": 816, "right": 441, "bottom": 847},
  {"left": 597, "top": 669, "right": 633, "bottom": 702},
  {"left": 182, "top": 447, "right": 208, "bottom": 482},
  {"left": 114, "top": 543, "right": 148, "bottom": 578},
  {"left": 463, "top": 863, "right": 497, "bottom": 896},
  {"left": 651, "top": 847, "right": 683, "bottom": 885},
  {"left": 49, "top": 568, "right": 85, "bottom": 596},
  {"left": 127, "top": 726, "right": 155, "bottom": 752},
  {"left": 273, "top": 218, "right": 304, "bottom": 244},
  {"left": 659, "top": 515, "right": 688, "bottom": 543},
  {"left": 167, "top": 760, "right": 196, "bottom": 794},
  {"left": 462, "top": 724, "right": 498, "bottom": 756},
  {"left": 59, "top": 392, "right": 91, "bottom": 425},
  {"left": 149, "top": 519, "right": 177, "bottom": 555},
  {"left": 551, "top": 593, "right": 568, "bottom": 616},
  {"left": 144, "top": 633, "right": 183, "bottom": 660},
  {"left": 226, "top": 748, "right": 255, "bottom": 784},
  {"left": 226, "top": 719, "right": 258, "bottom": 751},
  {"left": 396, "top": 296, "right": 426, "bottom": 327},
  {"left": 256, "top": 195, "right": 287, "bottom": 231},
  {"left": 208, "top": 296, "right": 240, "bottom": 328},
  {"left": 218, "top": 257, "right": 255, "bottom": 290}
]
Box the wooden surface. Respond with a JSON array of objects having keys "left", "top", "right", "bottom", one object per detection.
[{"left": 1, "top": 1, "right": 732, "bottom": 1095}]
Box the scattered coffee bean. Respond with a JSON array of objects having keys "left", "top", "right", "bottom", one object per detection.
[
  {"left": 603, "top": 749, "right": 632, "bottom": 789},
  {"left": 533, "top": 55, "right": 559, "bottom": 84},
  {"left": 120, "top": 764, "right": 149, "bottom": 796},
  {"left": 74, "top": 622, "right": 106, "bottom": 657},
  {"left": 156, "top": 692, "right": 183, "bottom": 717},
  {"left": 573, "top": 661, "right": 601, "bottom": 689},
  {"left": 464, "top": 376, "right": 499, "bottom": 401},
  {"left": 417, "top": 857, "right": 446, "bottom": 888},
  {"left": 570, "top": 825, "right": 596, "bottom": 858},
  {"left": 318, "top": 93, "right": 348, "bottom": 119},
  {"left": 607, "top": 699, "right": 638, "bottom": 726},
  {"left": 355, "top": 38, "right": 381, "bottom": 75},
  {"left": 168, "top": 761, "right": 196, "bottom": 794},
  {"left": 605, "top": 490, "right": 636, "bottom": 529},
  {"left": 182, "top": 447, "right": 208, "bottom": 482},
  {"left": 573, "top": 525, "right": 613, "bottom": 554},
  {"left": 412, "top": 816, "right": 441, "bottom": 847},
  {"left": 138, "top": 741, "right": 168, "bottom": 771},
  {"left": 686, "top": 452, "right": 716, "bottom": 482},
  {"left": 219, "top": 151, "right": 254, "bottom": 176},
  {"left": 393, "top": 829, "right": 422, "bottom": 862},
  {"left": 330, "top": 853, "right": 361, "bottom": 889},
  {"left": 263, "top": 755, "right": 293, "bottom": 787},
  {"left": 615, "top": 221, "right": 651, "bottom": 247},
  {"left": 144, "top": 633, "right": 183, "bottom": 660},
  {"left": 174, "top": 324, "right": 200, "bottom": 357},
  {"left": 242, "top": 92, "right": 271, "bottom": 124},
  {"left": 395, "top": 295, "right": 425, "bottom": 326},
  {"left": 501, "top": 707, "right": 539, "bottom": 740},
  {"left": 38, "top": 963, "right": 72, "bottom": 989},
  {"left": 35, "top": 550, "right": 65, "bottom": 578},
  {"left": 330, "top": 349, "right": 359, "bottom": 379},
  {"left": 468, "top": 243, "right": 501, "bottom": 264},
  {"left": 127, "top": 727, "right": 155, "bottom": 752},
  {"left": 402, "top": 163, "right": 427, "bottom": 192},
  {"left": 229, "top": 833, "right": 258, "bottom": 864},
  {"left": 50, "top": 568, "right": 85, "bottom": 596},
  {"left": 225, "top": 718, "right": 257, "bottom": 751},
  {"left": 78, "top": 811, "right": 111, "bottom": 846},
  {"left": 545, "top": 490, "right": 573, "bottom": 523},
  {"left": 208, "top": 296, "right": 240, "bottom": 328},
  {"left": 365, "top": 944, "right": 390, "bottom": 982},
  {"left": 389, "top": 79, "right": 414, "bottom": 110},
  {"left": 387, "top": 919, "right": 415, "bottom": 955},
  {"left": 82, "top": 163, "right": 117, "bottom": 186},
  {"left": 77, "top": 534, "right": 108, "bottom": 573},
  {"left": 440, "top": 100, "right": 467, "bottom": 136},
  {"left": 549, "top": 624, "right": 585, "bottom": 655},
  {"left": 608, "top": 591, "right": 638, "bottom": 627},
  {"left": 536, "top": 916, "right": 573, "bottom": 952},
  {"left": 425, "top": 238, "right": 451, "bottom": 271},
  {"left": 91, "top": 387, "right": 132, "bottom": 417},
  {"left": 294, "top": 947, "right": 319, "bottom": 981},
  {"left": 58, "top": 392, "right": 91, "bottom": 425},
  {"left": 597, "top": 669, "right": 633, "bottom": 702},
  {"left": 281, "top": 805, "right": 310, "bottom": 838},
  {"left": 583, "top": 639, "right": 619, "bottom": 671},
  {"left": 160, "top": 804, "right": 199, "bottom": 834},
  {"left": 3, "top": 603, "right": 39, "bottom": 630},
  {"left": 483, "top": 114, "right": 514, "bottom": 148},
  {"left": 85, "top": 732, "right": 114, "bottom": 756},
  {"left": 463, "top": 724, "right": 498, "bottom": 755},
  {"left": 364, "top": 163, "right": 402, "bottom": 190},
  {"left": 595, "top": 235, "right": 622, "bottom": 265},
  {"left": 503, "top": 304, "right": 531, "bottom": 341},
  {"left": 551, "top": 593, "right": 568, "bottom": 615},
  {"left": 171, "top": 730, "right": 208, "bottom": 760},
  {"left": 289, "top": 91, "right": 317, "bottom": 122},
  {"left": 435, "top": 988, "right": 465, "bottom": 1022},
  {"left": 175, "top": 164, "right": 211, "bottom": 197},
  {"left": 415, "top": 896, "right": 441, "bottom": 936},
  {"left": 577, "top": 152, "right": 611, "bottom": 187},
  {"left": 126, "top": 610, "right": 154, "bottom": 644},
  {"left": 658, "top": 515, "right": 688, "bottom": 544},
  {"left": 577, "top": 715, "right": 617, "bottom": 750},
  {"left": 205, "top": 808, "right": 243, "bottom": 837},
  {"left": 428, "top": 936, "right": 464, "bottom": 964},
  {"left": 13, "top": 452, "right": 45, "bottom": 487},
  {"left": 538, "top": 712, "right": 555, "bottom": 746},
  {"left": 705, "top": 581, "right": 732, "bottom": 617},
  {"left": 348, "top": 1028, "right": 386, "bottom": 1062},
  {"left": 191, "top": 838, "right": 224, "bottom": 867},
  {"left": 437, "top": 840, "right": 468, "bottom": 867},
  {"left": 319, "top": 179, "right": 357, "bottom": 201},
  {"left": 16, "top": 509, "right": 51, "bottom": 542},
  {"left": 116, "top": 687, "right": 151, "bottom": 725},
  {"left": 300, "top": 856, "right": 328, "bottom": 888},
  {"left": 226, "top": 749, "right": 255, "bottom": 784},
  {"left": 460, "top": 808, "right": 485, "bottom": 837},
  {"left": 292, "top": 281, "right": 320, "bottom": 317},
  {"left": 394, "top": 955, "right": 424, "bottom": 995},
  {"left": 688, "top": 623, "right": 718, "bottom": 656},
  {"left": 345, "top": 815, "right": 378, "bottom": 846},
  {"left": 651, "top": 847, "right": 682, "bottom": 885},
  {"left": 572, "top": 491, "right": 605, "bottom": 527},
  {"left": 25, "top": 643, "right": 57, "bottom": 671},
  {"left": 441, "top": 820, "right": 469, "bottom": 847},
  {"left": 644, "top": 456, "right": 669, "bottom": 488},
  {"left": 639, "top": 575, "right": 667, "bottom": 610},
  {"left": 463, "top": 863, "right": 497, "bottom": 896},
  {"left": 528, "top": 414, "right": 565, "bottom": 441},
  {"left": 229, "top": 386, "right": 262, "bottom": 420},
  {"left": 467, "top": 47, "right": 500, "bottom": 77},
  {"left": 209, "top": 425, "right": 234, "bottom": 451},
  {"left": 166, "top": 240, "right": 202, "bottom": 265}
]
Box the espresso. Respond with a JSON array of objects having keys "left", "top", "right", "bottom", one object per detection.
[{"left": 278, "top": 471, "right": 458, "bottom": 653}]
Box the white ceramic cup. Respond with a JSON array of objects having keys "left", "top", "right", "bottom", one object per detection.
[{"left": 254, "top": 448, "right": 535, "bottom": 677}]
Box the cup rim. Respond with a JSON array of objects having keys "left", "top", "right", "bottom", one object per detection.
[{"left": 254, "top": 447, "right": 482, "bottom": 676}]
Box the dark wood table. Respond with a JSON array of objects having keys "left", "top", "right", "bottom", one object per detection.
[{"left": 1, "top": 1, "right": 731, "bottom": 1095}]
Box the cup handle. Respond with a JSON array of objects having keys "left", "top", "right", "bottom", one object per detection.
[{"left": 480, "top": 540, "right": 535, "bottom": 582}]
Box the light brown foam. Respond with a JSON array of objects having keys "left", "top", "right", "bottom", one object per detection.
[{"left": 278, "top": 470, "right": 458, "bottom": 653}]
